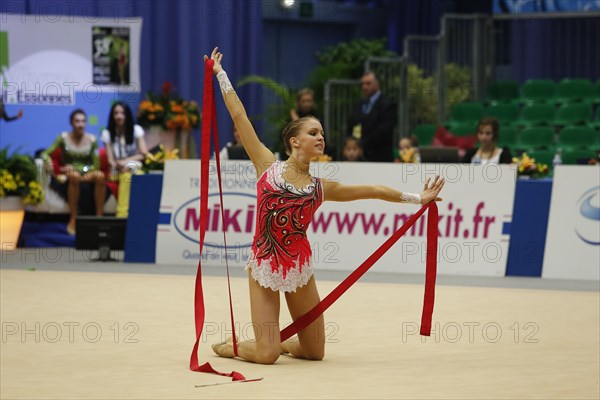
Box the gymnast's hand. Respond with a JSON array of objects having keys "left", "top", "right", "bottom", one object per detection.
[
  {"left": 203, "top": 47, "right": 224, "bottom": 75},
  {"left": 420, "top": 175, "right": 445, "bottom": 204}
]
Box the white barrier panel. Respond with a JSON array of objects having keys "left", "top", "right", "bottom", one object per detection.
[
  {"left": 156, "top": 161, "right": 516, "bottom": 277},
  {"left": 542, "top": 166, "right": 600, "bottom": 281}
]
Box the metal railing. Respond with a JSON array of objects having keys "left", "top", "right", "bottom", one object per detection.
[
  {"left": 322, "top": 12, "right": 598, "bottom": 149},
  {"left": 323, "top": 79, "right": 361, "bottom": 161}
]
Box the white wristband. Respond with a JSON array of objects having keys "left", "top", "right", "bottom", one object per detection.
[
  {"left": 216, "top": 71, "right": 235, "bottom": 94},
  {"left": 400, "top": 192, "right": 421, "bottom": 204}
]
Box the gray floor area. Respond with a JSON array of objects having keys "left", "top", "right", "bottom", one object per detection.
[{"left": 1, "top": 248, "right": 598, "bottom": 292}]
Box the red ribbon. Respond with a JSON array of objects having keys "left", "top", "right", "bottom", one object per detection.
[
  {"left": 190, "top": 60, "right": 438, "bottom": 382},
  {"left": 280, "top": 202, "right": 438, "bottom": 341},
  {"left": 189, "top": 59, "right": 247, "bottom": 381}
]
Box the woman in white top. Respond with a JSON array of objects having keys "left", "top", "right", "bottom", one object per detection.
[
  {"left": 101, "top": 101, "right": 148, "bottom": 217},
  {"left": 462, "top": 117, "right": 513, "bottom": 165}
]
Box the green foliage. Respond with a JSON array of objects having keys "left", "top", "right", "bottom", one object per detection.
[
  {"left": 0, "top": 146, "right": 43, "bottom": 204},
  {"left": 406, "top": 63, "right": 472, "bottom": 129},
  {"left": 0, "top": 147, "right": 36, "bottom": 184},
  {"left": 307, "top": 38, "right": 398, "bottom": 110},
  {"left": 443, "top": 63, "right": 472, "bottom": 110},
  {"left": 237, "top": 75, "right": 295, "bottom": 152}
]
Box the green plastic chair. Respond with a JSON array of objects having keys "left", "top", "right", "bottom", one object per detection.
[
  {"left": 554, "top": 103, "right": 593, "bottom": 126},
  {"left": 412, "top": 124, "right": 438, "bottom": 146},
  {"left": 520, "top": 79, "right": 556, "bottom": 105},
  {"left": 584, "top": 80, "right": 600, "bottom": 106},
  {"left": 486, "top": 80, "right": 519, "bottom": 104},
  {"left": 528, "top": 150, "right": 557, "bottom": 175},
  {"left": 560, "top": 149, "right": 598, "bottom": 165},
  {"left": 451, "top": 122, "right": 477, "bottom": 137},
  {"left": 446, "top": 102, "right": 484, "bottom": 131},
  {"left": 555, "top": 79, "right": 593, "bottom": 104},
  {"left": 516, "top": 104, "right": 555, "bottom": 128},
  {"left": 518, "top": 127, "right": 555, "bottom": 151},
  {"left": 485, "top": 103, "right": 519, "bottom": 126},
  {"left": 497, "top": 126, "right": 518, "bottom": 148},
  {"left": 558, "top": 127, "right": 600, "bottom": 151}
]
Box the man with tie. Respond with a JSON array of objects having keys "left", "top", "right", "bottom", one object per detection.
[{"left": 347, "top": 71, "right": 397, "bottom": 162}]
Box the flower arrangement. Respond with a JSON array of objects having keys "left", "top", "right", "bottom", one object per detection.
[
  {"left": 512, "top": 153, "right": 549, "bottom": 178},
  {"left": 398, "top": 147, "right": 420, "bottom": 163},
  {"left": 0, "top": 147, "right": 44, "bottom": 205},
  {"left": 143, "top": 145, "right": 180, "bottom": 172},
  {"left": 137, "top": 81, "right": 200, "bottom": 131},
  {"left": 311, "top": 154, "right": 332, "bottom": 162}
]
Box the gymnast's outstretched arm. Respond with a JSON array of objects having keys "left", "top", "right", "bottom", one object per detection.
[
  {"left": 204, "top": 47, "right": 276, "bottom": 177},
  {"left": 322, "top": 176, "right": 445, "bottom": 204}
]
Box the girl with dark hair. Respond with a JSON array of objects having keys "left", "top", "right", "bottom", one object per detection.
[
  {"left": 101, "top": 101, "right": 148, "bottom": 217},
  {"left": 462, "top": 117, "right": 513, "bottom": 164},
  {"left": 205, "top": 47, "right": 445, "bottom": 364}
]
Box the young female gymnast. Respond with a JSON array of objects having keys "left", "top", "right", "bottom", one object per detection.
[{"left": 205, "top": 47, "right": 445, "bottom": 365}]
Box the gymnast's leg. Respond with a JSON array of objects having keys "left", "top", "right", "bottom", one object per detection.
[
  {"left": 281, "top": 276, "right": 325, "bottom": 360},
  {"left": 212, "top": 270, "right": 282, "bottom": 365}
]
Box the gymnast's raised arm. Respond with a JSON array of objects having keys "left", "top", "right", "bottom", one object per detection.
[{"left": 204, "top": 47, "right": 276, "bottom": 177}]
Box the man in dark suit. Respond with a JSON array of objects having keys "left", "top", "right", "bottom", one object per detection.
[{"left": 347, "top": 71, "right": 397, "bottom": 162}]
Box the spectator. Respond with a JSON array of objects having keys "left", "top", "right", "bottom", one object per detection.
[
  {"left": 395, "top": 136, "right": 421, "bottom": 163},
  {"left": 347, "top": 71, "right": 396, "bottom": 162},
  {"left": 219, "top": 125, "right": 250, "bottom": 160},
  {"left": 42, "top": 109, "right": 106, "bottom": 235},
  {"left": 341, "top": 137, "right": 367, "bottom": 161},
  {"left": 290, "top": 88, "right": 319, "bottom": 121},
  {"left": 101, "top": 101, "right": 148, "bottom": 217},
  {"left": 462, "top": 117, "right": 512, "bottom": 164}
]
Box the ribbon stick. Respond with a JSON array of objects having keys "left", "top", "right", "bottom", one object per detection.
[{"left": 190, "top": 60, "right": 439, "bottom": 383}]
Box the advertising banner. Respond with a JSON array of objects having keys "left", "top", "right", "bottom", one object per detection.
[
  {"left": 156, "top": 161, "right": 517, "bottom": 277},
  {"left": 542, "top": 166, "right": 600, "bottom": 280}
]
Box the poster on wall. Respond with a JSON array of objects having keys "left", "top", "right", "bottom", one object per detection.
[
  {"left": 0, "top": 13, "right": 142, "bottom": 155},
  {"left": 92, "top": 26, "right": 130, "bottom": 85},
  {"left": 156, "top": 161, "right": 517, "bottom": 277}
]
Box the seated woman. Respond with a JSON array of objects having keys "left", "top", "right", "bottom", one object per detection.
[
  {"left": 101, "top": 101, "right": 148, "bottom": 217},
  {"left": 42, "top": 109, "right": 106, "bottom": 235},
  {"left": 462, "top": 117, "right": 513, "bottom": 164},
  {"left": 218, "top": 125, "right": 250, "bottom": 160}
]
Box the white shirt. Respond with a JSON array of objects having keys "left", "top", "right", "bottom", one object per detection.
[
  {"left": 101, "top": 124, "right": 144, "bottom": 160},
  {"left": 472, "top": 148, "right": 504, "bottom": 166}
]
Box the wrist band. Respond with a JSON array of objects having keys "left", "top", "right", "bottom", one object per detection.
[
  {"left": 216, "top": 71, "right": 235, "bottom": 94},
  {"left": 401, "top": 192, "right": 421, "bottom": 204}
]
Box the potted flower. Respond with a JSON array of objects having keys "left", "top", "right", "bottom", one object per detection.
[
  {"left": 137, "top": 81, "right": 200, "bottom": 159},
  {"left": 0, "top": 146, "right": 44, "bottom": 249},
  {"left": 512, "top": 153, "right": 550, "bottom": 179},
  {"left": 143, "top": 144, "right": 180, "bottom": 173}
]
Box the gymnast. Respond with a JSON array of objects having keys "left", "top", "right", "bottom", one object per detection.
[{"left": 205, "top": 47, "right": 445, "bottom": 364}]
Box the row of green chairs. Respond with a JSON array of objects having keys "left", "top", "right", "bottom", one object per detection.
[
  {"left": 413, "top": 124, "right": 600, "bottom": 152},
  {"left": 446, "top": 102, "right": 597, "bottom": 131},
  {"left": 498, "top": 126, "right": 600, "bottom": 152},
  {"left": 525, "top": 150, "right": 598, "bottom": 168},
  {"left": 487, "top": 79, "right": 600, "bottom": 106}
]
